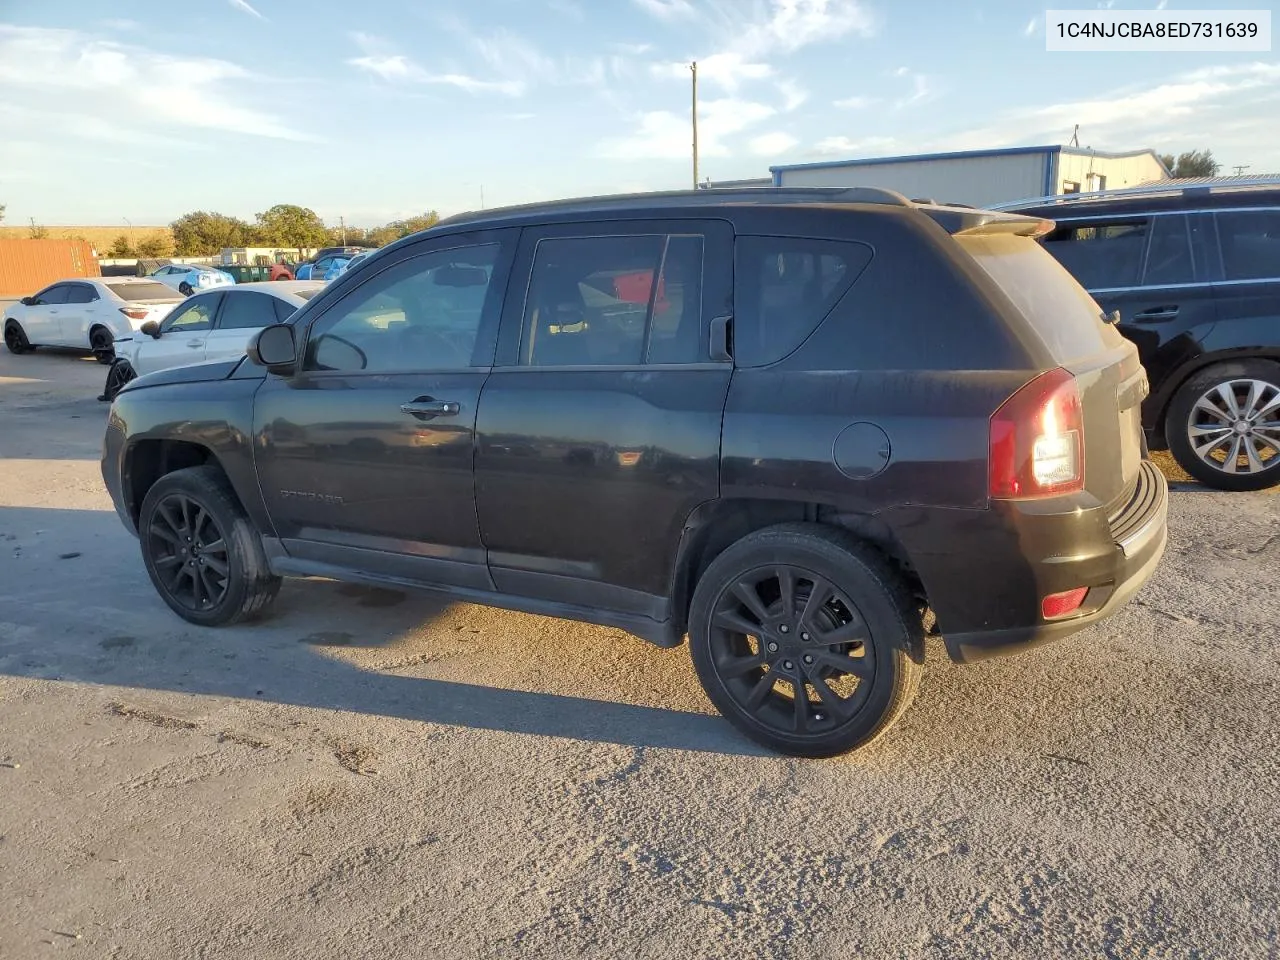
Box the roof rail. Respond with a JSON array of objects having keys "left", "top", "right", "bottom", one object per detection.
[
  {"left": 434, "top": 185, "right": 914, "bottom": 228},
  {"left": 990, "top": 174, "right": 1280, "bottom": 211}
]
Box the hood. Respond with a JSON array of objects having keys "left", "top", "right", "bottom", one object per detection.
[{"left": 119, "top": 357, "right": 243, "bottom": 394}]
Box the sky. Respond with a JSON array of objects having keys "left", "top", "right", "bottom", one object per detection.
[{"left": 0, "top": 0, "right": 1276, "bottom": 227}]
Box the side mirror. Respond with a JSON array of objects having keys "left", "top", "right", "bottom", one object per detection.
[
  {"left": 140, "top": 320, "right": 161, "bottom": 338},
  {"left": 246, "top": 323, "right": 297, "bottom": 372},
  {"left": 20, "top": 296, "right": 37, "bottom": 306}
]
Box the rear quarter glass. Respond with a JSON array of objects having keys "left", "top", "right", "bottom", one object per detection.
[{"left": 958, "top": 235, "right": 1123, "bottom": 362}]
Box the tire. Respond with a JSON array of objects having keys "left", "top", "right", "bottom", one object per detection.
[
  {"left": 4, "top": 320, "right": 34, "bottom": 354},
  {"left": 89, "top": 326, "right": 115, "bottom": 364},
  {"left": 688, "top": 523, "right": 923, "bottom": 758},
  {"left": 1165, "top": 359, "right": 1280, "bottom": 492},
  {"left": 98, "top": 358, "right": 136, "bottom": 402},
  {"left": 179, "top": 282, "right": 193, "bottom": 296},
  {"left": 138, "top": 465, "right": 282, "bottom": 626}
]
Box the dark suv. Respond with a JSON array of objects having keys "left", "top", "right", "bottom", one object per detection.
[
  {"left": 101, "top": 188, "right": 1168, "bottom": 757},
  {"left": 1005, "top": 180, "right": 1280, "bottom": 491}
]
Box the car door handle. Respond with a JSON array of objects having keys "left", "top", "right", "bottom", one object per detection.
[
  {"left": 187, "top": 340, "right": 204, "bottom": 348},
  {"left": 1133, "top": 306, "right": 1179, "bottom": 322},
  {"left": 400, "top": 398, "right": 460, "bottom": 419}
]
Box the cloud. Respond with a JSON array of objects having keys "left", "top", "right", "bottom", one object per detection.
[
  {"left": 548, "top": 0, "right": 585, "bottom": 18},
  {"left": 652, "top": 52, "right": 772, "bottom": 92},
  {"left": 594, "top": 97, "right": 775, "bottom": 160},
  {"left": 1024, "top": 16, "right": 1038, "bottom": 36},
  {"left": 347, "top": 33, "right": 526, "bottom": 95},
  {"left": 895, "top": 72, "right": 934, "bottom": 108},
  {"left": 613, "top": 41, "right": 653, "bottom": 55},
  {"left": 749, "top": 131, "right": 799, "bottom": 156},
  {"left": 100, "top": 18, "right": 141, "bottom": 31},
  {"left": 0, "top": 26, "right": 316, "bottom": 143},
  {"left": 929, "top": 62, "right": 1280, "bottom": 171},
  {"left": 833, "top": 94, "right": 876, "bottom": 109},
  {"left": 631, "top": 0, "right": 697, "bottom": 19},
  {"left": 228, "top": 0, "right": 265, "bottom": 20},
  {"left": 650, "top": 0, "right": 876, "bottom": 92},
  {"left": 778, "top": 78, "right": 808, "bottom": 111},
  {"left": 811, "top": 135, "right": 899, "bottom": 157}
]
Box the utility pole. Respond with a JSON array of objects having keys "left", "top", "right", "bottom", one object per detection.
[
  {"left": 339, "top": 215, "right": 346, "bottom": 244},
  {"left": 480, "top": 185, "right": 485, "bottom": 209},
  {"left": 691, "top": 60, "right": 699, "bottom": 189},
  {"left": 1232, "top": 164, "right": 1250, "bottom": 176}
]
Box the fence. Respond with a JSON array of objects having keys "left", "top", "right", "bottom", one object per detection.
[{"left": 0, "top": 239, "right": 100, "bottom": 298}]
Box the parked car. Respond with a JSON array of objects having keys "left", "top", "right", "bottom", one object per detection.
[
  {"left": 1001, "top": 178, "right": 1280, "bottom": 490},
  {"left": 100, "top": 187, "right": 1168, "bottom": 757},
  {"left": 149, "top": 264, "right": 235, "bottom": 296},
  {"left": 4, "top": 277, "right": 183, "bottom": 363},
  {"left": 295, "top": 253, "right": 354, "bottom": 281},
  {"left": 99, "top": 281, "right": 324, "bottom": 401},
  {"left": 325, "top": 250, "right": 372, "bottom": 280}
]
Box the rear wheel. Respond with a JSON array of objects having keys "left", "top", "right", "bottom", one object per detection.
[
  {"left": 4, "top": 321, "right": 33, "bottom": 354},
  {"left": 688, "top": 524, "right": 923, "bottom": 757},
  {"left": 179, "top": 282, "right": 193, "bottom": 296},
  {"left": 89, "top": 325, "right": 114, "bottom": 364},
  {"left": 138, "top": 465, "right": 282, "bottom": 626},
  {"left": 1166, "top": 359, "right": 1280, "bottom": 491}
]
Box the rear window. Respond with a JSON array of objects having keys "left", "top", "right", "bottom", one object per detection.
[
  {"left": 733, "top": 236, "right": 873, "bottom": 367},
  {"left": 106, "top": 282, "right": 181, "bottom": 302},
  {"left": 960, "top": 235, "right": 1112, "bottom": 361},
  {"left": 1218, "top": 209, "right": 1280, "bottom": 281}
]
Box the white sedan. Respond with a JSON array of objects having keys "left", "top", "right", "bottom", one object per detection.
[
  {"left": 148, "top": 263, "right": 235, "bottom": 296},
  {"left": 100, "top": 281, "right": 324, "bottom": 400},
  {"left": 3, "top": 277, "right": 184, "bottom": 362}
]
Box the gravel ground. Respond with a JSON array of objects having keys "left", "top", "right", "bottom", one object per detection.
[{"left": 1, "top": 346, "right": 1277, "bottom": 959}]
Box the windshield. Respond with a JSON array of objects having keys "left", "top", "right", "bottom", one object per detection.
[{"left": 106, "top": 281, "right": 183, "bottom": 301}]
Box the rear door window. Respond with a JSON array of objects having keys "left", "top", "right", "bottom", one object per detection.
[
  {"left": 1142, "top": 215, "right": 1193, "bottom": 286},
  {"left": 960, "top": 234, "right": 1112, "bottom": 361},
  {"left": 732, "top": 236, "right": 872, "bottom": 367},
  {"left": 1217, "top": 209, "right": 1280, "bottom": 281},
  {"left": 64, "top": 284, "right": 97, "bottom": 304},
  {"left": 1040, "top": 219, "right": 1148, "bottom": 290}
]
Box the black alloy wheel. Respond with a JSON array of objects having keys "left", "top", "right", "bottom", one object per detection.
[
  {"left": 689, "top": 524, "right": 923, "bottom": 758},
  {"left": 4, "top": 322, "right": 33, "bottom": 354},
  {"left": 147, "top": 493, "right": 232, "bottom": 614},
  {"left": 138, "top": 465, "right": 282, "bottom": 626},
  {"left": 90, "top": 326, "right": 115, "bottom": 364}
]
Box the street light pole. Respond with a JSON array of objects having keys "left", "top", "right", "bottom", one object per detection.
[{"left": 691, "top": 60, "right": 699, "bottom": 189}]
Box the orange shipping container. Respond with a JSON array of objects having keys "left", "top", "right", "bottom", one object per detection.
[{"left": 0, "top": 239, "right": 101, "bottom": 299}]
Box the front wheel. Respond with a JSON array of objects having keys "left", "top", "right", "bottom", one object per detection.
[
  {"left": 1166, "top": 359, "right": 1280, "bottom": 491},
  {"left": 138, "top": 465, "right": 282, "bottom": 626},
  {"left": 4, "top": 321, "right": 34, "bottom": 354},
  {"left": 89, "top": 326, "right": 114, "bottom": 364},
  {"left": 178, "top": 282, "right": 193, "bottom": 296},
  {"left": 688, "top": 524, "right": 923, "bottom": 758}
]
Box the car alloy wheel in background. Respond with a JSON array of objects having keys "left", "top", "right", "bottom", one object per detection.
[{"left": 1168, "top": 360, "right": 1280, "bottom": 491}]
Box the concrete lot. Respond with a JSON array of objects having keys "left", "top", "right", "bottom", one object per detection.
[{"left": 1, "top": 346, "right": 1277, "bottom": 959}]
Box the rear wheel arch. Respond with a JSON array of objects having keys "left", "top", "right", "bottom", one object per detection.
[
  {"left": 1149, "top": 348, "right": 1280, "bottom": 446},
  {"left": 669, "top": 499, "right": 922, "bottom": 636}
]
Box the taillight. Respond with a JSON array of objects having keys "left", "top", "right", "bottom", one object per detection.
[
  {"left": 119, "top": 307, "right": 149, "bottom": 321},
  {"left": 989, "top": 367, "right": 1084, "bottom": 499}
]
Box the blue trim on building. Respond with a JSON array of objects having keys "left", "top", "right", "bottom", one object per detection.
[
  {"left": 1044, "top": 150, "right": 1057, "bottom": 197},
  {"left": 772, "top": 168, "right": 781, "bottom": 187}
]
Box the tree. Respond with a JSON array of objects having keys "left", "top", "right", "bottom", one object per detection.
[
  {"left": 108, "top": 234, "right": 135, "bottom": 258},
  {"left": 171, "top": 211, "right": 253, "bottom": 256},
  {"left": 136, "top": 235, "right": 173, "bottom": 258},
  {"left": 0, "top": 203, "right": 5, "bottom": 223},
  {"left": 1158, "top": 149, "right": 1221, "bottom": 179},
  {"left": 29, "top": 224, "right": 49, "bottom": 239},
  {"left": 365, "top": 211, "right": 441, "bottom": 247},
  {"left": 254, "top": 204, "right": 329, "bottom": 252}
]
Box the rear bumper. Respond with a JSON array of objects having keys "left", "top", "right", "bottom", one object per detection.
[{"left": 936, "top": 460, "right": 1169, "bottom": 663}]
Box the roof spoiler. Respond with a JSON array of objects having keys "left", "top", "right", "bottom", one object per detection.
[{"left": 923, "top": 206, "right": 1054, "bottom": 238}]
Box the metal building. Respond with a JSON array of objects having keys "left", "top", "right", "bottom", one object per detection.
[{"left": 769, "top": 145, "right": 1169, "bottom": 208}]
